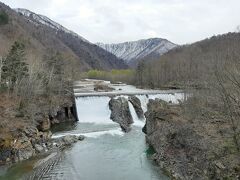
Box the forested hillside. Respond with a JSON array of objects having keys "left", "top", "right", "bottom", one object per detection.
[
  {"left": 135, "top": 32, "right": 240, "bottom": 178},
  {"left": 0, "top": 2, "right": 127, "bottom": 79},
  {"left": 135, "top": 32, "right": 240, "bottom": 89},
  {"left": 0, "top": 2, "right": 128, "bottom": 166}
]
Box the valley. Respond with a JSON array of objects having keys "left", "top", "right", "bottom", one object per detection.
[{"left": 0, "top": 1, "right": 240, "bottom": 180}]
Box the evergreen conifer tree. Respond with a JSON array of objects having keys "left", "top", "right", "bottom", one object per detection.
[{"left": 2, "top": 41, "right": 28, "bottom": 88}]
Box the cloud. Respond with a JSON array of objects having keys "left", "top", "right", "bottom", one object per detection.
[{"left": 2, "top": 0, "right": 240, "bottom": 44}]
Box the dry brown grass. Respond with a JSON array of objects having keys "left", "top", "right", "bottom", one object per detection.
[{"left": 0, "top": 93, "right": 28, "bottom": 143}]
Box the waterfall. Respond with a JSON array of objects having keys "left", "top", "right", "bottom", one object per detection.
[
  {"left": 136, "top": 95, "right": 149, "bottom": 113},
  {"left": 72, "top": 93, "right": 185, "bottom": 136},
  {"left": 75, "top": 96, "right": 114, "bottom": 124},
  {"left": 128, "top": 101, "right": 145, "bottom": 127},
  {"left": 148, "top": 93, "right": 185, "bottom": 104},
  {"left": 51, "top": 96, "right": 125, "bottom": 139},
  {"left": 136, "top": 93, "right": 186, "bottom": 112},
  {"left": 52, "top": 128, "right": 124, "bottom": 138}
]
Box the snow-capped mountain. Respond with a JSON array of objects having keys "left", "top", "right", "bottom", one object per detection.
[
  {"left": 15, "top": 8, "right": 89, "bottom": 42},
  {"left": 97, "top": 38, "right": 177, "bottom": 66}
]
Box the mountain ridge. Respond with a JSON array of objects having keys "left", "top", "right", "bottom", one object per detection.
[
  {"left": 0, "top": 3, "right": 127, "bottom": 72},
  {"left": 14, "top": 8, "right": 89, "bottom": 43},
  {"left": 97, "top": 38, "right": 177, "bottom": 66}
]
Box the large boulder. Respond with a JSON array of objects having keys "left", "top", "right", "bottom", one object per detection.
[
  {"left": 12, "top": 133, "right": 36, "bottom": 162},
  {"left": 109, "top": 97, "right": 133, "bottom": 132},
  {"left": 50, "top": 135, "right": 84, "bottom": 149},
  {"left": 0, "top": 126, "right": 50, "bottom": 164},
  {"left": 128, "top": 96, "right": 144, "bottom": 119},
  {"left": 62, "top": 135, "right": 78, "bottom": 145},
  {"left": 34, "top": 144, "right": 45, "bottom": 153},
  {"left": 0, "top": 136, "right": 14, "bottom": 164}
]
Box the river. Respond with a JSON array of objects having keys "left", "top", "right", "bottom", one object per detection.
[{"left": 0, "top": 81, "right": 184, "bottom": 180}]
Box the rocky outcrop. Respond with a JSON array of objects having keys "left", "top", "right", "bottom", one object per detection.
[
  {"left": 128, "top": 96, "right": 144, "bottom": 119},
  {"left": 35, "top": 114, "right": 51, "bottom": 132},
  {"left": 94, "top": 83, "right": 114, "bottom": 92},
  {"left": 0, "top": 91, "right": 79, "bottom": 166},
  {"left": 48, "top": 102, "right": 78, "bottom": 125},
  {"left": 0, "top": 122, "right": 84, "bottom": 165},
  {"left": 0, "top": 126, "right": 40, "bottom": 164},
  {"left": 33, "top": 99, "right": 78, "bottom": 133},
  {"left": 51, "top": 135, "right": 84, "bottom": 148},
  {"left": 143, "top": 99, "right": 240, "bottom": 179},
  {"left": 109, "top": 97, "right": 133, "bottom": 132}
]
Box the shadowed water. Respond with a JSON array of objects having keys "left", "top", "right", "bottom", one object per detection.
[{"left": 40, "top": 126, "right": 168, "bottom": 180}]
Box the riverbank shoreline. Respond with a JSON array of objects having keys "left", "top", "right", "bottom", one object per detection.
[
  {"left": 0, "top": 134, "right": 85, "bottom": 179},
  {"left": 143, "top": 98, "right": 240, "bottom": 179},
  {"left": 2, "top": 79, "right": 214, "bottom": 180},
  {"left": 0, "top": 91, "right": 79, "bottom": 167}
]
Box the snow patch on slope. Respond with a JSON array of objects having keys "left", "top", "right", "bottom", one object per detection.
[
  {"left": 97, "top": 38, "right": 177, "bottom": 64},
  {"left": 15, "top": 8, "right": 89, "bottom": 43}
]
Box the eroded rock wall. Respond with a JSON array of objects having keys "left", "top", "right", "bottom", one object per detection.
[{"left": 144, "top": 98, "right": 240, "bottom": 179}]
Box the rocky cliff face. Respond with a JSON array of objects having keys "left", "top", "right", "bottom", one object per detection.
[
  {"left": 97, "top": 38, "right": 177, "bottom": 67},
  {"left": 144, "top": 99, "right": 240, "bottom": 179},
  {"left": 0, "top": 93, "right": 79, "bottom": 165},
  {"left": 0, "top": 125, "right": 83, "bottom": 165},
  {"left": 0, "top": 126, "right": 50, "bottom": 164}
]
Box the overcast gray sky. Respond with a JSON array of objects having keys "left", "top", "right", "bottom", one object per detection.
[{"left": 1, "top": 0, "right": 240, "bottom": 44}]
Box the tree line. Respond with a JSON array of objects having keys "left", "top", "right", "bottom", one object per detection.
[
  {"left": 0, "top": 41, "right": 69, "bottom": 109},
  {"left": 84, "top": 69, "right": 135, "bottom": 84},
  {"left": 134, "top": 32, "right": 240, "bottom": 151}
]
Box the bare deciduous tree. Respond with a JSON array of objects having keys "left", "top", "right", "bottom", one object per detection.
[{"left": 0, "top": 56, "right": 2, "bottom": 84}]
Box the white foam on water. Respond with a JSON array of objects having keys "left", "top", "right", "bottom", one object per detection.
[
  {"left": 113, "top": 95, "right": 129, "bottom": 99},
  {"left": 83, "top": 128, "right": 124, "bottom": 138},
  {"left": 75, "top": 96, "right": 115, "bottom": 125},
  {"left": 128, "top": 101, "right": 145, "bottom": 128},
  {"left": 52, "top": 128, "right": 124, "bottom": 139},
  {"left": 137, "top": 93, "right": 185, "bottom": 114},
  {"left": 148, "top": 93, "right": 185, "bottom": 104},
  {"left": 136, "top": 95, "right": 149, "bottom": 113}
]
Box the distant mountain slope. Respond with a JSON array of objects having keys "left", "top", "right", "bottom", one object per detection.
[
  {"left": 15, "top": 8, "right": 127, "bottom": 70},
  {"left": 97, "top": 38, "right": 177, "bottom": 66},
  {"left": 0, "top": 3, "right": 127, "bottom": 72},
  {"left": 15, "top": 8, "right": 89, "bottom": 43}
]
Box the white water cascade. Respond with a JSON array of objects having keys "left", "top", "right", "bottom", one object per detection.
[
  {"left": 53, "top": 92, "right": 185, "bottom": 139},
  {"left": 137, "top": 92, "right": 186, "bottom": 113},
  {"left": 53, "top": 96, "right": 125, "bottom": 138},
  {"left": 128, "top": 101, "right": 145, "bottom": 127},
  {"left": 75, "top": 96, "right": 113, "bottom": 124}
]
